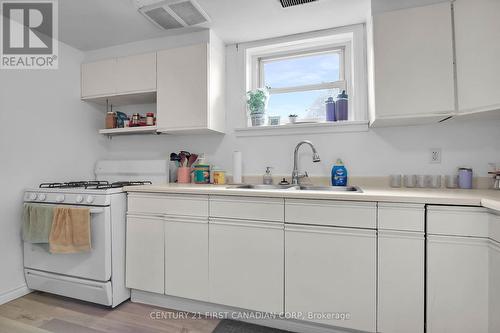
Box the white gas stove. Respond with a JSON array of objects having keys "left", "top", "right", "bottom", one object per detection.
[{"left": 23, "top": 160, "right": 168, "bottom": 307}]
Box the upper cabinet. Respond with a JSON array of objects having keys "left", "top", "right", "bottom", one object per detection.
[
  {"left": 81, "top": 52, "right": 157, "bottom": 102},
  {"left": 115, "top": 53, "right": 157, "bottom": 95},
  {"left": 454, "top": 0, "right": 500, "bottom": 116},
  {"left": 156, "top": 38, "right": 225, "bottom": 134},
  {"left": 81, "top": 32, "right": 225, "bottom": 135},
  {"left": 370, "top": 3, "right": 456, "bottom": 127},
  {"left": 81, "top": 58, "right": 117, "bottom": 98}
]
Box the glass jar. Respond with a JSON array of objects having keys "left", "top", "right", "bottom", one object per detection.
[
  {"left": 146, "top": 112, "right": 155, "bottom": 126},
  {"left": 105, "top": 111, "right": 116, "bottom": 129}
]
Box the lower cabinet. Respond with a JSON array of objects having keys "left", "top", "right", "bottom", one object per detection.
[
  {"left": 285, "top": 224, "right": 377, "bottom": 332},
  {"left": 164, "top": 216, "right": 208, "bottom": 301},
  {"left": 490, "top": 237, "right": 500, "bottom": 333},
  {"left": 378, "top": 230, "right": 424, "bottom": 333},
  {"left": 126, "top": 214, "right": 164, "bottom": 294},
  {"left": 377, "top": 203, "right": 425, "bottom": 333},
  {"left": 427, "top": 235, "right": 489, "bottom": 333},
  {"left": 427, "top": 206, "right": 491, "bottom": 333},
  {"left": 209, "top": 218, "right": 284, "bottom": 313}
]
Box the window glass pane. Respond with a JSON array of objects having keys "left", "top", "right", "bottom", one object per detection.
[
  {"left": 263, "top": 52, "right": 340, "bottom": 89},
  {"left": 266, "top": 88, "right": 340, "bottom": 123}
]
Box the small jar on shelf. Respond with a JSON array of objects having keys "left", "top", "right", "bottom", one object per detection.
[{"left": 105, "top": 111, "right": 116, "bottom": 129}]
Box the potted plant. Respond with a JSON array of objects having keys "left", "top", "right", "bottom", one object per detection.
[
  {"left": 288, "top": 114, "right": 298, "bottom": 124},
  {"left": 246, "top": 88, "right": 269, "bottom": 126}
]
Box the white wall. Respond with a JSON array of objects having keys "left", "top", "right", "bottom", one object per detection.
[
  {"left": 0, "top": 42, "right": 105, "bottom": 301},
  {"left": 97, "top": 37, "right": 500, "bottom": 179}
]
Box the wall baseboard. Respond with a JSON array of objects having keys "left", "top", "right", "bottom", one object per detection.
[{"left": 0, "top": 284, "right": 31, "bottom": 305}]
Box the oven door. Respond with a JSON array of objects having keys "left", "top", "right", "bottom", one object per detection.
[{"left": 23, "top": 205, "right": 112, "bottom": 282}]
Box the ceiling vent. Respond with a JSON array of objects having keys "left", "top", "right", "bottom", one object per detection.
[
  {"left": 137, "top": 0, "right": 210, "bottom": 30},
  {"left": 279, "top": 0, "right": 318, "bottom": 8}
]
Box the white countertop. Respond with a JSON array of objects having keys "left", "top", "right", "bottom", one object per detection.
[{"left": 124, "top": 183, "right": 500, "bottom": 211}]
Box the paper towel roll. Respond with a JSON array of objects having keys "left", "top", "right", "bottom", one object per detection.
[{"left": 232, "top": 151, "right": 242, "bottom": 184}]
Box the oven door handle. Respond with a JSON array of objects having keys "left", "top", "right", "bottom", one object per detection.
[{"left": 89, "top": 208, "right": 105, "bottom": 214}]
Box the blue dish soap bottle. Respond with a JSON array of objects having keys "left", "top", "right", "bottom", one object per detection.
[{"left": 332, "top": 159, "right": 348, "bottom": 186}]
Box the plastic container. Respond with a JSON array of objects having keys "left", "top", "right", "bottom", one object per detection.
[
  {"left": 458, "top": 167, "right": 473, "bottom": 189},
  {"left": 331, "top": 159, "right": 348, "bottom": 186},
  {"left": 335, "top": 90, "right": 349, "bottom": 121},
  {"left": 325, "top": 97, "right": 336, "bottom": 122}
]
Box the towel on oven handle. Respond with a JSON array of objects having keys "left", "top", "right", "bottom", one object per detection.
[
  {"left": 22, "top": 203, "right": 54, "bottom": 243},
  {"left": 49, "top": 207, "right": 91, "bottom": 254}
]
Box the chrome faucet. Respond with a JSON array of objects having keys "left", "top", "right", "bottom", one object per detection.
[{"left": 291, "top": 140, "right": 321, "bottom": 185}]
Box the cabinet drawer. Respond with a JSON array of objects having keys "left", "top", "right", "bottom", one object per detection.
[
  {"left": 427, "top": 206, "right": 489, "bottom": 238},
  {"left": 378, "top": 203, "right": 425, "bottom": 232},
  {"left": 285, "top": 199, "right": 376, "bottom": 229},
  {"left": 210, "top": 196, "right": 284, "bottom": 222},
  {"left": 128, "top": 193, "right": 208, "bottom": 217}
]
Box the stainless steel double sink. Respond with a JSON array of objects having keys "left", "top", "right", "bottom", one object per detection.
[{"left": 228, "top": 184, "right": 362, "bottom": 192}]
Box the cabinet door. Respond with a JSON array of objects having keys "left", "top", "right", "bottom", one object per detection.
[
  {"left": 455, "top": 0, "right": 500, "bottom": 114},
  {"left": 125, "top": 215, "right": 164, "bottom": 294},
  {"left": 115, "top": 53, "right": 157, "bottom": 94},
  {"left": 81, "top": 59, "right": 116, "bottom": 98},
  {"left": 378, "top": 230, "right": 424, "bottom": 333},
  {"left": 157, "top": 44, "right": 208, "bottom": 131},
  {"left": 372, "top": 3, "right": 455, "bottom": 125},
  {"left": 427, "top": 235, "right": 489, "bottom": 333},
  {"left": 285, "top": 225, "right": 376, "bottom": 332},
  {"left": 209, "top": 218, "right": 284, "bottom": 313},
  {"left": 489, "top": 212, "right": 500, "bottom": 333},
  {"left": 165, "top": 216, "right": 208, "bottom": 302}
]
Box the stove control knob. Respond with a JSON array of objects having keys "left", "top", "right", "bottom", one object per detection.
[
  {"left": 38, "top": 194, "right": 46, "bottom": 201},
  {"left": 29, "top": 193, "right": 38, "bottom": 201},
  {"left": 56, "top": 195, "right": 65, "bottom": 203},
  {"left": 75, "top": 195, "right": 84, "bottom": 203},
  {"left": 86, "top": 195, "right": 94, "bottom": 204}
]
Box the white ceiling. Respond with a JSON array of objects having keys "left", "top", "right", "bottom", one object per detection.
[{"left": 59, "top": 0, "right": 371, "bottom": 51}]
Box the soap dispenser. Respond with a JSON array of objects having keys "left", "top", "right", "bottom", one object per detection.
[{"left": 263, "top": 167, "right": 273, "bottom": 185}]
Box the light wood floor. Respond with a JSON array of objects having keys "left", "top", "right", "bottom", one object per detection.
[{"left": 0, "top": 292, "right": 220, "bottom": 333}]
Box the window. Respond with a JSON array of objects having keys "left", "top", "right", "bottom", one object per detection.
[
  {"left": 241, "top": 24, "right": 368, "bottom": 134},
  {"left": 260, "top": 48, "right": 346, "bottom": 123}
]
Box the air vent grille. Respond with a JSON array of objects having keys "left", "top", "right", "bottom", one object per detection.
[
  {"left": 139, "top": 0, "right": 210, "bottom": 30},
  {"left": 169, "top": 1, "right": 207, "bottom": 25},
  {"left": 279, "top": 0, "right": 318, "bottom": 8},
  {"left": 144, "top": 7, "right": 184, "bottom": 29}
]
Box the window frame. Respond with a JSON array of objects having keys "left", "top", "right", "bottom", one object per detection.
[
  {"left": 239, "top": 24, "right": 369, "bottom": 134},
  {"left": 258, "top": 46, "right": 347, "bottom": 96}
]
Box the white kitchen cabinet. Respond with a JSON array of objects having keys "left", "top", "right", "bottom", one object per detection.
[
  {"left": 285, "top": 224, "right": 376, "bottom": 332},
  {"left": 209, "top": 218, "right": 284, "bottom": 313},
  {"left": 427, "top": 235, "right": 489, "bottom": 333},
  {"left": 371, "top": 2, "right": 455, "bottom": 126},
  {"left": 378, "top": 231, "right": 424, "bottom": 333},
  {"left": 125, "top": 214, "right": 164, "bottom": 294},
  {"left": 455, "top": 0, "right": 500, "bottom": 116},
  {"left": 164, "top": 216, "right": 208, "bottom": 302},
  {"left": 377, "top": 203, "right": 424, "bottom": 333},
  {"left": 156, "top": 35, "right": 225, "bottom": 134},
  {"left": 81, "top": 52, "right": 157, "bottom": 104},
  {"left": 115, "top": 53, "right": 156, "bottom": 94},
  {"left": 427, "top": 206, "right": 491, "bottom": 333},
  {"left": 81, "top": 58, "right": 116, "bottom": 98},
  {"left": 489, "top": 212, "right": 500, "bottom": 333}
]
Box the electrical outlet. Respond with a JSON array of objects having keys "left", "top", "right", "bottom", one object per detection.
[{"left": 430, "top": 148, "right": 442, "bottom": 164}]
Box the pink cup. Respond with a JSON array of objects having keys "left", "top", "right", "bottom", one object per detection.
[{"left": 177, "top": 167, "right": 192, "bottom": 184}]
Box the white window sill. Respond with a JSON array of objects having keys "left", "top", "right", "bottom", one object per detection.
[{"left": 234, "top": 120, "right": 369, "bottom": 137}]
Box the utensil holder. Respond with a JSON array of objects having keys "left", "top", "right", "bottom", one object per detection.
[{"left": 177, "top": 167, "right": 192, "bottom": 184}]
